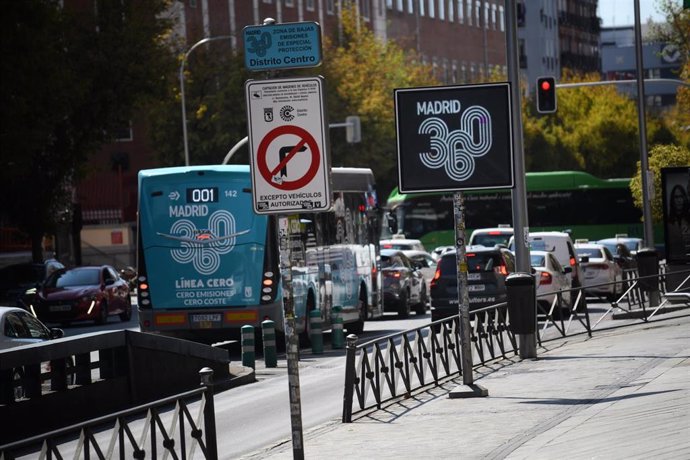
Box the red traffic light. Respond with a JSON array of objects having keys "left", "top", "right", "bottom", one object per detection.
[
  {"left": 536, "top": 76, "right": 557, "bottom": 114},
  {"left": 540, "top": 80, "right": 551, "bottom": 91}
]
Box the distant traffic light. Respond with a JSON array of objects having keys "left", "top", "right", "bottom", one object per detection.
[{"left": 536, "top": 76, "right": 557, "bottom": 114}]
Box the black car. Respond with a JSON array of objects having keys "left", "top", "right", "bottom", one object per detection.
[
  {"left": 0, "top": 260, "right": 64, "bottom": 306},
  {"left": 380, "top": 249, "right": 427, "bottom": 318},
  {"left": 430, "top": 245, "right": 516, "bottom": 322}
]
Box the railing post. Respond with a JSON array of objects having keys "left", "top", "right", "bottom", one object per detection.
[
  {"left": 200, "top": 367, "right": 218, "bottom": 460},
  {"left": 342, "top": 334, "right": 358, "bottom": 423},
  {"left": 262, "top": 320, "right": 278, "bottom": 368}
]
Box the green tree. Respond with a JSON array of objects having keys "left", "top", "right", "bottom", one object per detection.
[
  {"left": 148, "top": 46, "right": 252, "bottom": 167},
  {"left": 523, "top": 71, "right": 676, "bottom": 177},
  {"left": 0, "top": 0, "right": 174, "bottom": 261},
  {"left": 322, "top": 5, "right": 438, "bottom": 196},
  {"left": 630, "top": 144, "right": 690, "bottom": 223}
]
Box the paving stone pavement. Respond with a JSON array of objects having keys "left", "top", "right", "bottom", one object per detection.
[{"left": 242, "top": 310, "right": 690, "bottom": 459}]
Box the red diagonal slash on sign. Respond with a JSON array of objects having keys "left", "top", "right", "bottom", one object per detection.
[
  {"left": 257, "top": 125, "right": 320, "bottom": 191},
  {"left": 270, "top": 139, "right": 308, "bottom": 177}
]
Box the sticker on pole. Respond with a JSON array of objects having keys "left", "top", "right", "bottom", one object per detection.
[{"left": 245, "top": 76, "right": 331, "bottom": 214}]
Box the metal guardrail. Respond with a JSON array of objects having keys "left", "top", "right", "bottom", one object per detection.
[
  {"left": 0, "top": 368, "right": 218, "bottom": 460},
  {"left": 342, "top": 266, "right": 690, "bottom": 422}
]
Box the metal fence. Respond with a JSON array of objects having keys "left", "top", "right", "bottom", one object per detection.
[
  {"left": 342, "top": 266, "right": 690, "bottom": 422},
  {"left": 0, "top": 368, "right": 218, "bottom": 460}
]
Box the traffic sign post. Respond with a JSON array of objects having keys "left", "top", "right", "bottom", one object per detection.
[
  {"left": 394, "top": 82, "right": 514, "bottom": 398},
  {"left": 245, "top": 76, "right": 331, "bottom": 214}
]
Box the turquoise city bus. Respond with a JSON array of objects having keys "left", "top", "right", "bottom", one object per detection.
[
  {"left": 136, "top": 165, "right": 383, "bottom": 341},
  {"left": 383, "top": 171, "right": 656, "bottom": 249}
]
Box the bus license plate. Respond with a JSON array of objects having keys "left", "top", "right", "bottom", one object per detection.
[
  {"left": 50, "top": 305, "right": 71, "bottom": 312},
  {"left": 468, "top": 284, "right": 486, "bottom": 292},
  {"left": 190, "top": 314, "right": 221, "bottom": 329}
]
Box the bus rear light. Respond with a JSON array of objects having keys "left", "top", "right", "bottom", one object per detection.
[
  {"left": 141, "top": 299, "right": 151, "bottom": 306},
  {"left": 140, "top": 291, "right": 149, "bottom": 298},
  {"left": 139, "top": 283, "right": 149, "bottom": 291},
  {"left": 263, "top": 279, "right": 274, "bottom": 286},
  {"left": 264, "top": 271, "right": 274, "bottom": 278},
  {"left": 263, "top": 287, "right": 272, "bottom": 293},
  {"left": 262, "top": 295, "right": 272, "bottom": 301}
]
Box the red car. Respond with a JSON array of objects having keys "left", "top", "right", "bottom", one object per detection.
[{"left": 27, "top": 265, "right": 132, "bottom": 325}]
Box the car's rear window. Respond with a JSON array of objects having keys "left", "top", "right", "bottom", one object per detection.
[
  {"left": 440, "top": 252, "right": 503, "bottom": 274},
  {"left": 530, "top": 254, "right": 546, "bottom": 267},
  {"left": 472, "top": 233, "right": 512, "bottom": 247},
  {"left": 576, "top": 248, "right": 602, "bottom": 258}
]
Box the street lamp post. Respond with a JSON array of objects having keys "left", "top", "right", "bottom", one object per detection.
[{"left": 180, "top": 35, "right": 234, "bottom": 166}]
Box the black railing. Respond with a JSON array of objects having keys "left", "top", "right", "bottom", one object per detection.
[
  {"left": 342, "top": 266, "right": 690, "bottom": 421},
  {"left": 0, "top": 368, "right": 218, "bottom": 460}
]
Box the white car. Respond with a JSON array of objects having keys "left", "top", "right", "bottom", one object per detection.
[
  {"left": 431, "top": 245, "right": 454, "bottom": 261},
  {"left": 530, "top": 250, "right": 572, "bottom": 312},
  {"left": 468, "top": 227, "right": 514, "bottom": 248},
  {"left": 510, "top": 231, "right": 583, "bottom": 291},
  {"left": 401, "top": 250, "right": 437, "bottom": 298},
  {"left": 574, "top": 243, "right": 624, "bottom": 301},
  {"left": 0, "top": 306, "right": 64, "bottom": 350},
  {"left": 380, "top": 236, "right": 426, "bottom": 252}
]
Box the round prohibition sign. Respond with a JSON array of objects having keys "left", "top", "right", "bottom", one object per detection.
[{"left": 257, "top": 125, "right": 320, "bottom": 191}]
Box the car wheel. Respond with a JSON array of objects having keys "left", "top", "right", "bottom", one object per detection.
[
  {"left": 348, "top": 288, "right": 367, "bottom": 335},
  {"left": 96, "top": 301, "right": 108, "bottom": 325},
  {"left": 415, "top": 285, "right": 427, "bottom": 315},
  {"left": 397, "top": 289, "right": 410, "bottom": 319},
  {"left": 119, "top": 296, "right": 132, "bottom": 322}
]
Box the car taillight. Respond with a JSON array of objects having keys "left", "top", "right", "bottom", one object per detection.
[
  {"left": 569, "top": 257, "right": 577, "bottom": 267},
  {"left": 384, "top": 272, "right": 401, "bottom": 278},
  {"left": 430, "top": 267, "right": 442, "bottom": 288},
  {"left": 539, "top": 271, "right": 552, "bottom": 285}
]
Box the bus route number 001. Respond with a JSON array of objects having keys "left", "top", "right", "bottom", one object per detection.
[{"left": 187, "top": 187, "right": 219, "bottom": 203}]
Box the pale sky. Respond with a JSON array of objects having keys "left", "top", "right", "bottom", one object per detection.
[{"left": 597, "top": 0, "right": 676, "bottom": 27}]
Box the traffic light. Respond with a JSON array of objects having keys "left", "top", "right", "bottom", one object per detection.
[{"left": 536, "top": 76, "right": 557, "bottom": 114}]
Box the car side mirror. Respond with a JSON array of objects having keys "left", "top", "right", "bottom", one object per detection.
[
  {"left": 50, "top": 328, "right": 64, "bottom": 339},
  {"left": 579, "top": 256, "right": 589, "bottom": 263},
  {"left": 105, "top": 278, "right": 115, "bottom": 286},
  {"left": 563, "top": 266, "right": 573, "bottom": 274}
]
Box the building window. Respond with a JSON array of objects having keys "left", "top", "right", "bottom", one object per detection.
[
  {"left": 419, "top": 0, "right": 425, "bottom": 16},
  {"left": 466, "top": 0, "right": 472, "bottom": 25},
  {"left": 475, "top": 1, "right": 480, "bottom": 26},
  {"left": 285, "top": 0, "right": 294, "bottom": 6},
  {"left": 327, "top": 0, "right": 335, "bottom": 14},
  {"left": 408, "top": 0, "right": 414, "bottom": 13},
  {"left": 397, "top": 0, "right": 403, "bottom": 11},
  {"left": 484, "top": 1, "right": 489, "bottom": 28},
  {"left": 491, "top": 3, "right": 497, "bottom": 29},
  {"left": 114, "top": 121, "right": 133, "bottom": 142},
  {"left": 306, "top": 0, "right": 314, "bottom": 10},
  {"left": 387, "top": 0, "right": 393, "bottom": 9},
  {"left": 458, "top": 0, "right": 464, "bottom": 23},
  {"left": 452, "top": 61, "right": 458, "bottom": 83},
  {"left": 362, "top": 0, "right": 371, "bottom": 17},
  {"left": 439, "top": 0, "right": 445, "bottom": 20},
  {"left": 189, "top": 0, "right": 197, "bottom": 7},
  {"left": 429, "top": 0, "right": 435, "bottom": 18},
  {"left": 499, "top": 5, "right": 504, "bottom": 31},
  {"left": 448, "top": 0, "right": 454, "bottom": 21}
]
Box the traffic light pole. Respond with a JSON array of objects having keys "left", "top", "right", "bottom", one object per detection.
[{"left": 505, "top": 0, "right": 536, "bottom": 359}]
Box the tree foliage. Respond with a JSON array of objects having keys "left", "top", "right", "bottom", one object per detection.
[
  {"left": 321, "top": 5, "right": 438, "bottom": 196},
  {"left": 148, "top": 46, "right": 252, "bottom": 167},
  {"left": 0, "top": 0, "right": 174, "bottom": 260},
  {"left": 630, "top": 144, "right": 690, "bottom": 223},
  {"left": 522, "top": 70, "right": 676, "bottom": 178}
]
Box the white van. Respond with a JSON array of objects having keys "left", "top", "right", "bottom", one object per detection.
[{"left": 509, "top": 231, "right": 583, "bottom": 289}]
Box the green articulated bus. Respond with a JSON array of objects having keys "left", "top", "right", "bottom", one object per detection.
[{"left": 383, "top": 171, "right": 658, "bottom": 249}]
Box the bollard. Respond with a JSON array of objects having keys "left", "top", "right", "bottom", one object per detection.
[
  {"left": 262, "top": 319, "right": 277, "bottom": 368},
  {"left": 199, "top": 367, "right": 218, "bottom": 460},
  {"left": 309, "top": 309, "right": 323, "bottom": 354},
  {"left": 331, "top": 305, "right": 344, "bottom": 349},
  {"left": 241, "top": 325, "right": 255, "bottom": 368}
]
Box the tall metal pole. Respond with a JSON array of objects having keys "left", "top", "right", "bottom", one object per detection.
[
  {"left": 504, "top": 0, "right": 535, "bottom": 358},
  {"left": 179, "top": 35, "right": 234, "bottom": 166},
  {"left": 634, "top": 0, "right": 654, "bottom": 248}
]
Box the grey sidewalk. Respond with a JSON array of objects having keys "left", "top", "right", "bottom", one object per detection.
[{"left": 244, "top": 310, "right": 690, "bottom": 459}]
